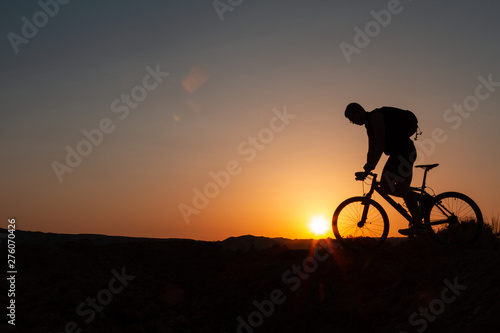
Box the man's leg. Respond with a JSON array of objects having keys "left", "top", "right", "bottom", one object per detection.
[
  {"left": 380, "top": 155, "right": 404, "bottom": 196},
  {"left": 401, "top": 185, "right": 421, "bottom": 225},
  {"left": 381, "top": 146, "right": 424, "bottom": 234},
  {"left": 381, "top": 167, "right": 421, "bottom": 223},
  {"left": 396, "top": 145, "right": 421, "bottom": 225}
]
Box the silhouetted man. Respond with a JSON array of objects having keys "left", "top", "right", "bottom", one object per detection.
[{"left": 344, "top": 102, "right": 424, "bottom": 235}]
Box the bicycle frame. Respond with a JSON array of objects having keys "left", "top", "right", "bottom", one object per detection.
[
  {"left": 359, "top": 174, "right": 413, "bottom": 226},
  {"left": 359, "top": 171, "right": 454, "bottom": 228}
]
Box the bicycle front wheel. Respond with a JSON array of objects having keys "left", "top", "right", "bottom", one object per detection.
[
  {"left": 332, "top": 197, "right": 389, "bottom": 251},
  {"left": 424, "top": 192, "right": 483, "bottom": 246}
]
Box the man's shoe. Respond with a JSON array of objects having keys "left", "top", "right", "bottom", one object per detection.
[
  {"left": 398, "top": 224, "right": 426, "bottom": 236},
  {"left": 398, "top": 227, "right": 413, "bottom": 236}
]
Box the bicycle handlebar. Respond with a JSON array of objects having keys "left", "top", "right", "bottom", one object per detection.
[{"left": 355, "top": 171, "right": 377, "bottom": 181}]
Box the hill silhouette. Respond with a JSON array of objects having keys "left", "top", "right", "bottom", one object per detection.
[{"left": 0, "top": 228, "right": 498, "bottom": 332}]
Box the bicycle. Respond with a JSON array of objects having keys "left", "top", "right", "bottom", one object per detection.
[{"left": 332, "top": 163, "right": 483, "bottom": 251}]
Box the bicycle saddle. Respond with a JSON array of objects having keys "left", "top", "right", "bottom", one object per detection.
[{"left": 415, "top": 163, "right": 439, "bottom": 170}]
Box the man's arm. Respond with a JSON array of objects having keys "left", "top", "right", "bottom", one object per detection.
[{"left": 364, "top": 112, "right": 385, "bottom": 172}]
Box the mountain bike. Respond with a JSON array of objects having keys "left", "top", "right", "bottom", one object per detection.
[{"left": 332, "top": 164, "right": 483, "bottom": 251}]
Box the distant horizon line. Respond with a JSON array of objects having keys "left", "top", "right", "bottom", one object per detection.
[{"left": 0, "top": 227, "right": 408, "bottom": 242}]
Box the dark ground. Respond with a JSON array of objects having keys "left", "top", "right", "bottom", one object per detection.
[{"left": 0, "top": 229, "right": 499, "bottom": 333}]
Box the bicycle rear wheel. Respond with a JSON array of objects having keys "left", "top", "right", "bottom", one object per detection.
[
  {"left": 424, "top": 192, "right": 483, "bottom": 246},
  {"left": 332, "top": 197, "right": 389, "bottom": 251}
]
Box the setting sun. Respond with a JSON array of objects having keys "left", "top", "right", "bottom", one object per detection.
[{"left": 308, "top": 215, "right": 331, "bottom": 237}]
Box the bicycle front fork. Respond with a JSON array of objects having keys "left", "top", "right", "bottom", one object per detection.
[{"left": 359, "top": 197, "right": 371, "bottom": 227}]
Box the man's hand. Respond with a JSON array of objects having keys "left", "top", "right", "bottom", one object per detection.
[
  {"left": 363, "top": 163, "right": 374, "bottom": 172},
  {"left": 355, "top": 171, "right": 369, "bottom": 181}
]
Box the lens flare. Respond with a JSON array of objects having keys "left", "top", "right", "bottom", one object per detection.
[{"left": 182, "top": 65, "right": 210, "bottom": 93}]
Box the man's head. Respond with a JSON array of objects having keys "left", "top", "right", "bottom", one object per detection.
[{"left": 345, "top": 103, "right": 367, "bottom": 125}]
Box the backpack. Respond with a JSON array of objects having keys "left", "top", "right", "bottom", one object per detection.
[
  {"left": 401, "top": 110, "right": 421, "bottom": 140},
  {"left": 372, "top": 107, "right": 422, "bottom": 141}
]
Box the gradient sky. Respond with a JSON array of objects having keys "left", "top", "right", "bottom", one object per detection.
[{"left": 2, "top": 0, "right": 500, "bottom": 240}]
